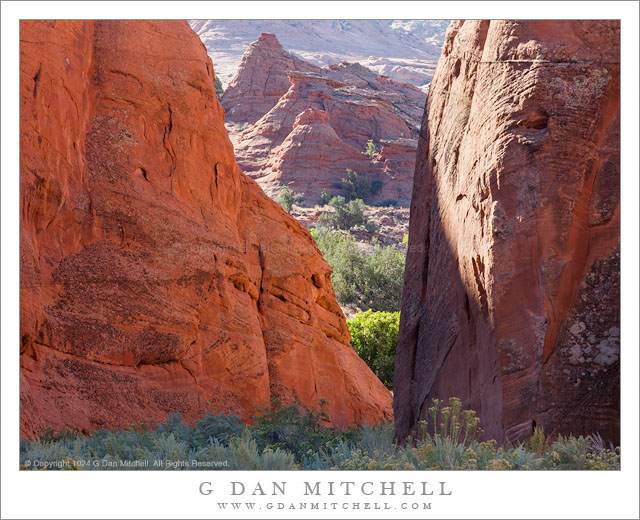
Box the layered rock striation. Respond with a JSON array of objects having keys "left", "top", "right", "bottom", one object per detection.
[
  {"left": 20, "top": 20, "right": 392, "bottom": 439},
  {"left": 222, "top": 34, "right": 426, "bottom": 206},
  {"left": 395, "top": 20, "right": 620, "bottom": 444}
]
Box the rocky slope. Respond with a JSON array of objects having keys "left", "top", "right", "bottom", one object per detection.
[
  {"left": 190, "top": 20, "right": 448, "bottom": 90},
  {"left": 223, "top": 33, "right": 426, "bottom": 207},
  {"left": 395, "top": 20, "right": 620, "bottom": 444},
  {"left": 19, "top": 20, "right": 392, "bottom": 439}
]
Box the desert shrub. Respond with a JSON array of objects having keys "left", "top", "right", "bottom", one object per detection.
[
  {"left": 157, "top": 412, "right": 196, "bottom": 446},
  {"left": 232, "top": 121, "right": 251, "bottom": 132},
  {"left": 320, "top": 189, "right": 332, "bottom": 205},
  {"left": 310, "top": 227, "right": 364, "bottom": 305},
  {"left": 248, "top": 398, "right": 348, "bottom": 467},
  {"left": 317, "top": 196, "right": 379, "bottom": 233},
  {"left": 276, "top": 186, "right": 301, "bottom": 213},
  {"left": 359, "top": 244, "right": 405, "bottom": 310},
  {"left": 200, "top": 430, "right": 296, "bottom": 470},
  {"left": 20, "top": 398, "right": 620, "bottom": 471},
  {"left": 365, "top": 139, "right": 378, "bottom": 160},
  {"left": 317, "top": 196, "right": 364, "bottom": 230},
  {"left": 214, "top": 75, "right": 224, "bottom": 101},
  {"left": 379, "top": 199, "right": 398, "bottom": 208},
  {"left": 340, "top": 169, "right": 372, "bottom": 201},
  {"left": 310, "top": 228, "right": 405, "bottom": 312},
  {"left": 194, "top": 412, "right": 244, "bottom": 446},
  {"left": 347, "top": 310, "right": 400, "bottom": 389}
]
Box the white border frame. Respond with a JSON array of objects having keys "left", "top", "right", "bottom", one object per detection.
[{"left": 2, "top": 2, "right": 638, "bottom": 519}]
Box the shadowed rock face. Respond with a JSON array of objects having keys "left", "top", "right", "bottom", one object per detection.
[
  {"left": 19, "top": 20, "right": 392, "bottom": 439},
  {"left": 394, "top": 20, "right": 620, "bottom": 444}
]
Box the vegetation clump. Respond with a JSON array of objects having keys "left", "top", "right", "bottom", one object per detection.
[
  {"left": 214, "top": 75, "right": 224, "bottom": 101},
  {"left": 347, "top": 310, "right": 400, "bottom": 389},
  {"left": 365, "top": 139, "right": 378, "bottom": 160},
  {"left": 310, "top": 228, "right": 405, "bottom": 312},
  {"left": 276, "top": 185, "right": 302, "bottom": 214},
  {"left": 20, "top": 398, "right": 620, "bottom": 471},
  {"left": 318, "top": 196, "right": 377, "bottom": 232}
]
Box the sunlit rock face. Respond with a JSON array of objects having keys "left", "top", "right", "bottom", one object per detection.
[
  {"left": 19, "top": 20, "right": 392, "bottom": 439},
  {"left": 395, "top": 20, "right": 620, "bottom": 444}
]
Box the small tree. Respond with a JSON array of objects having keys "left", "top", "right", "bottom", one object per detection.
[
  {"left": 276, "top": 186, "right": 300, "bottom": 214},
  {"left": 214, "top": 75, "right": 224, "bottom": 101},
  {"left": 365, "top": 139, "right": 378, "bottom": 160}
]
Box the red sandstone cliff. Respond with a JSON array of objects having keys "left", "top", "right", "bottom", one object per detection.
[
  {"left": 19, "top": 20, "right": 392, "bottom": 439},
  {"left": 395, "top": 20, "right": 620, "bottom": 444},
  {"left": 223, "top": 34, "right": 426, "bottom": 206}
]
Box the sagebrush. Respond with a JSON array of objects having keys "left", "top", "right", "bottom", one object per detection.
[{"left": 21, "top": 398, "right": 619, "bottom": 471}]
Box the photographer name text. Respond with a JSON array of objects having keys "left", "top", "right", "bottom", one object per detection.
[{"left": 199, "top": 480, "right": 452, "bottom": 497}]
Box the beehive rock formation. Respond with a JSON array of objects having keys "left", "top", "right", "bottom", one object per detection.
[
  {"left": 19, "top": 20, "right": 392, "bottom": 439},
  {"left": 395, "top": 20, "right": 620, "bottom": 444},
  {"left": 223, "top": 34, "right": 426, "bottom": 206},
  {"left": 222, "top": 33, "right": 323, "bottom": 127}
]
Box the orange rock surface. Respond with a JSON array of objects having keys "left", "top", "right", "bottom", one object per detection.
[
  {"left": 395, "top": 20, "right": 620, "bottom": 444},
  {"left": 19, "top": 20, "right": 392, "bottom": 439}
]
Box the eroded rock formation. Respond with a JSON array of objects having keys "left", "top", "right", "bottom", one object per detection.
[
  {"left": 223, "top": 34, "right": 426, "bottom": 206},
  {"left": 395, "top": 20, "right": 620, "bottom": 444},
  {"left": 190, "top": 20, "right": 448, "bottom": 90},
  {"left": 20, "top": 20, "right": 392, "bottom": 439}
]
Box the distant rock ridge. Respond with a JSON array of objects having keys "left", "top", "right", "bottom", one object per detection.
[
  {"left": 222, "top": 33, "right": 425, "bottom": 206},
  {"left": 190, "top": 20, "right": 448, "bottom": 90},
  {"left": 19, "top": 20, "right": 392, "bottom": 439},
  {"left": 394, "top": 20, "right": 620, "bottom": 444}
]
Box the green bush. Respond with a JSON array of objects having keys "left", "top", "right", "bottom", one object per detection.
[
  {"left": 310, "top": 228, "right": 404, "bottom": 312},
  {"left": 320, "top": 190, "right": 332, "bottom": 205},
  {"left": 20, "top": 398, "right": 620, "bottom": 471},
  {"left": 214, "top": 75, "right": 224, "bottom": 101},
  {"left": 347, "top": 310, "right": 400, "bottom": 389},
  {"left": 248, "top": 397, "right": 351, "bottom": 467},
  {"left": 310, "top": 228, "right": 364, "bottom": 305},
  {"left": 194, "top": 412, "right": 244, "bottom": 446},
  {"left": 340, "top": 169, "right": 371, "bottom": 202},
  {"left": 318, "top": 196, "right": 379, "bottom": 232},
  {"left": 318, "top": 196, "right": 366, "bottom": 230},
  {"left": 359, "top": 243, "right": 405, "bottom": 310},
  {"left": 365, "top": 139, "right": 378, "bottom": 160},
  {"left": 276, "top": 186, "right": 301, "bottom": 214}
]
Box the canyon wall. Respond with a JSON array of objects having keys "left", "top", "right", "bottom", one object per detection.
[
  {"left": 395, "top": 20, "right": 620, "bottom": 443},
  {"left": 20, "top": 20, "right": 392, "bottom": 438}
]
